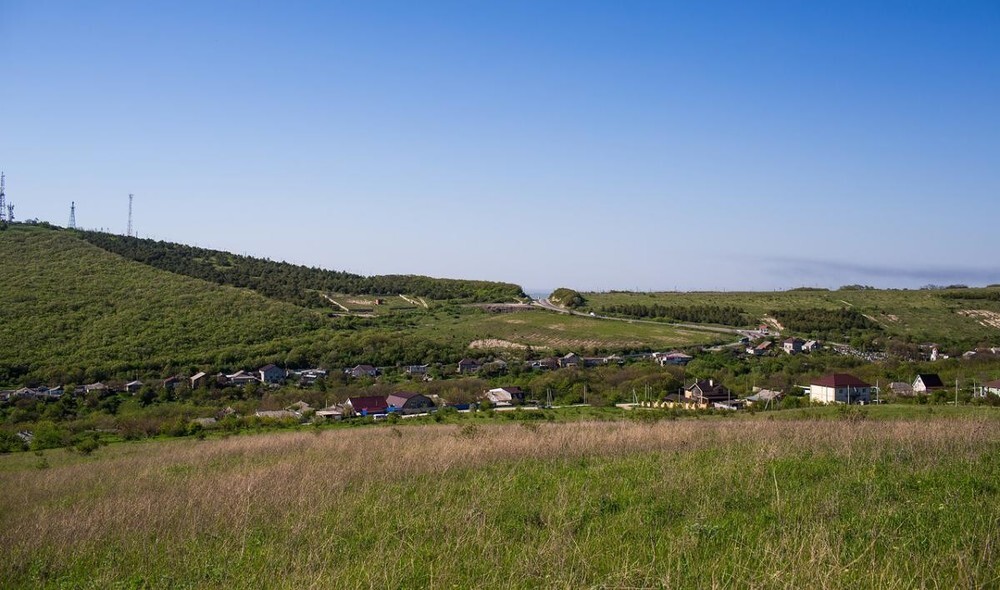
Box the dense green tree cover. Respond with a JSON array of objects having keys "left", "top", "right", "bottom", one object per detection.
[
  {"left": 78, "top": 231, "right": 526, "bottom": 304},
  {"left": 939, "top": 288, "right": 1000, "bottom": 302},
  {"left": 549, "top": 288, "right": 586, "bottom": 308},
  {"left": 770, "top": 308, "right": 880, "bottom": 339},
  {"left": 600, "top": 304, "right": 748, "bottom": 326}
]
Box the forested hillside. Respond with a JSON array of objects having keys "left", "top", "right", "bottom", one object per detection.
[{"left": 79, "top": 231, "right": 526, "bottom": 305}]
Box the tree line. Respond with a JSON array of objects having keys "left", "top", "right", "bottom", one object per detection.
[
  {"left": 770, "top": 308, "right": 880, "bottom": 338},
  {"left": 599, "top": 304, "right": 748, "bottom": 326},
  {"left": 78, "top": 231, "right": 527, "bottom": 305}
]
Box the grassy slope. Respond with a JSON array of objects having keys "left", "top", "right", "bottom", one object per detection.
[
  {"left": 0, "top": 226, "right": 331, "bottom": 381},
  {"left": 583, "top": 289, "right": 1000, "bottom": 343},
  {"left": 412, "top": 307, "right": 723, "bottom": 353},
  {"left": 1, "top": 408, "right": 998, "bottom": 588}
]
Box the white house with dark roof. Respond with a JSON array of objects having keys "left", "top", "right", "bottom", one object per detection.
[
  {"left": 809, "top": 374, "right": 871, "bottom": 404},
  {"left": 912, "top": 373, "right": 945, "bottom": 394},
  {"left": 259, "top": 364, "right": 285, "bottom": 384}
]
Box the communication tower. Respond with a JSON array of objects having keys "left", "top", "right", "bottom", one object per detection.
[
  {"left": 0, "top": 172, "right": 6, "bottom": 222},
  {"left": 69, "top": 201, "right": 77, "bottom": 229},
  {"left": 127, "top": 194, "right": 134, "bottom": 237}
]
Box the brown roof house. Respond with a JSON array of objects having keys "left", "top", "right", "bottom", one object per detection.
[
  {"left": 345, "top": 396, "right": 389, "bottom": 416},
  {"left": 665, "top": 379, "right": 733, "bottom": 410},
  {"left": 809, "top": 374, "right": 871, "bottom": 404}
]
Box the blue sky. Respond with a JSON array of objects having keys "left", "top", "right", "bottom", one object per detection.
[{"left": 2, "top": 1, "right": 998, "bottom": 291}]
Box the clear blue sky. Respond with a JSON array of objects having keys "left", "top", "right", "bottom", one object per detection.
[{"left": 2, "top": 1, "right": 998, "bottom": 291}]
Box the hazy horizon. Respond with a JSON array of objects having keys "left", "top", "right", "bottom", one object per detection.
[{"left": 2, "top": 1, "right": 998, "bottom": 291}]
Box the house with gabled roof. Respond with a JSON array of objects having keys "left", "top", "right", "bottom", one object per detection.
[
  {"left": 783, "top": 338, "right": 805, "bottom": 354},
  {"left": 259, "top": 364, "right": 285, "bottom": 384},
  {"left": 347, "top": 365, "right": 378, "bottom": 379},
  {"left": 683, "top": 379, "right": 733, "bottom": 406},
  {"left": 559, "top": 353, "right": 581, "bottom": 368},
  {"left": 386, "top": 392, "right": 435, "bottom": 413},
  {"left": 912, "top": 373, "right": 945, "bottom": 394},
  {"left": 345, "top": 395, "right": 389, "bottom": 416},
  {"left": 125, "top": 380, "right": 144, "bottom": 394},
  {"left": 984, "top": 379, "right": 1000, "bottom": 396},
  {"left": 809, "top": 374, "right": 871, "bottom": 404},
  {"left": 226, "top": 371, "right": 260, "bottom": 386},
  {"left": 456, "top": 358, "right": 481, "bottom": 374},
  {"left": 484, "top": 387, "right": 527, "bottom": 406},
  {"left": 190, "top": 372, "right": 208, "bottom": 389},
  {"left": 655, "top": 351, "right": 693, "bottom": 366}
]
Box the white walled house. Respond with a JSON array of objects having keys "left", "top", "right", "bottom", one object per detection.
[
  {"left": 912, "top": 373, "right": 945, "bottom": 394},
  {"left": 809, "top": 374, "right": 872, "bottom": 404}
]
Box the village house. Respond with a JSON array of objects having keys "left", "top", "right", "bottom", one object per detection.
[
  {"left": 259, "top": 364, "right": 285, "bottom": 384},
  {"left": 405, "top": 365, "right": 428, "bottom": 377},
  {"left": 803, "top": 340, "right": 820, "bottom": 352},
  {"left": 984, "top": 379, "right": 1000, "bottom": 396},
  {"left": 665, "top": 379, "right": 733, "bottom": 410},
  {"left": 654, "top": 351, "right": 693, "bottom": 366},
  {"left": 226, "top": 371, "right": 260, "bottom": 387},
  {"left": 559, "top": 353, "right": 581, "bottom": 368},
  {"left": 747, "top": 341, "right": 773, "bottom": 356},
  {"left": 85, "top": 382, "right": 108, "bottom": 394},
  {"left": 347, "top": 365, "right": 378, "bottom": 379},
  {"left": 315, "top": 406, "right": 345, "bottom": 420},
  {"left": 254, "top": 410, "right": 300, "bottom": 420},
  {"left": 744, "top": 389, "right": 784, "bottom": 407},
  {"left": 889, "top": 382, "right": 914, "bottom": 396},
  {"left": 456, "top": 359, "right": 481, "bottom": 374},
  {"left": 912, "top": 373, "right": 945, "bottom": 394},
  {"left": 528, "top": 357, "right": 560, "bottom": 371},
  {"left": 125, "top": 380, "right": 143, "bottom": 394},
  {"left": 484, "top": 386, "right": 527, "bottom": 406},
  {"left": 386, "top": 392, "right": 436, "bottom": 413},
  {"left": 783, "top": 338, "right": 805, "bottom": 354},
  {"left": 190, "top": 371, "right": 207, "bottom": 389},
  {"left": 163, "top": 375, "right": 182, "bottom": 390},
  {"left": 809, "top": 373, "right": 872, "bottom": 404},
  {"left": 345, "top": 395, "right": 389, "bottom": 416},
  {"left": 292, "top": 368, "right": 327, "bottom": 386}
]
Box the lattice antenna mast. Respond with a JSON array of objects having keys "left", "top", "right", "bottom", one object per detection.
[
  {"left": 0, "top": 172, "right": 6, "bottom": 222},
  {"left": 69, "top": 201, "right": 77, "bottom": 229},
  {"left": 127, "top": 193, "right": 134, "bottom": 237},
  {"left": 6, "top": 203, "right": 13, "bottom": 223}
]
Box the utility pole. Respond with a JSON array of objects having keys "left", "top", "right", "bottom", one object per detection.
[{"left": 127, "top": 194, "right": 134, "bottom": 237}]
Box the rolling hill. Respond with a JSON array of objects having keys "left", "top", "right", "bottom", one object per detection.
[{"left": 0, "top": 225, "right": 340, "bottom": 384}]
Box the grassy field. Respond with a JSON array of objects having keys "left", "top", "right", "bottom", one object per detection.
[
  {"left": 411, "top": 307, "right": 725, "bottom": 353},
  {"left": 2, "top": 408, "right": 998, "bottom": 588},
  {"left": 582, "top": 289, "right": 1000, "bottom": 344}
]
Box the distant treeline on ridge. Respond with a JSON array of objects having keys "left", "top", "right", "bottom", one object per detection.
[
  {"left": 600, "top": 304, "right": 748, "bottom": 326},
  {"left": 79, "top": 232, "right": 527, "bottom": 305}
]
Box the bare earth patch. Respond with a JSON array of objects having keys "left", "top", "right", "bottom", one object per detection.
[
  {"left": 958, "top": 310, "right": 1000, "bottom": 330},
  {"left": 468, "top": 339, "right": 534, "bottom": 350},
  {"left": 761, "top": 315, "right": 785, "bottom": 331}
]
